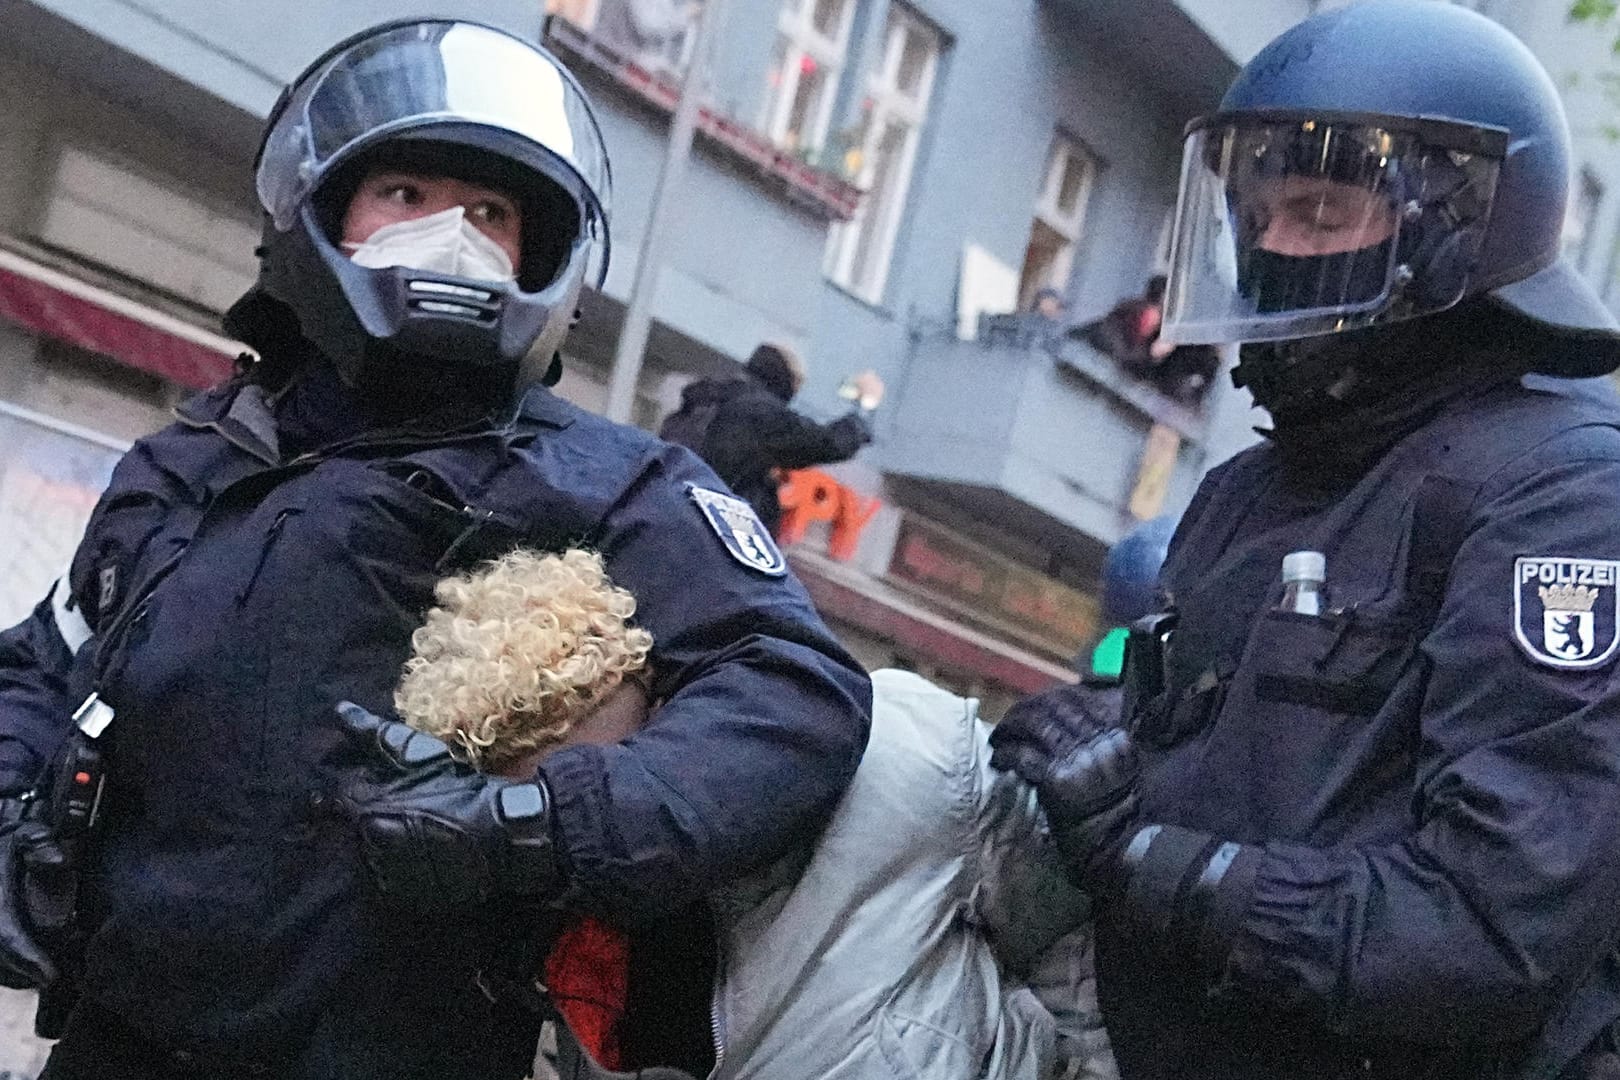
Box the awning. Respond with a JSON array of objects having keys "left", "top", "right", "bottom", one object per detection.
[
  {"left": 789, "top": 549, "right": 1078, "bottom": 695},
  {"left": 0, "top": 249, "right": 243, "bottom": 389}
]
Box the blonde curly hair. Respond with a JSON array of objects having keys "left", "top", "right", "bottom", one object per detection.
[{"left": 395, "top": 548, "right": 654, "bottom": 775}]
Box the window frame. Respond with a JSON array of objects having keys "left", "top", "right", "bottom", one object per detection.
[
  {"left": 1016, "top": 131, "right": 1100, "bottom": 311},
  {"left": 824, "top": 3, "right": 942, "bottom": 304},
  {"left": 1566, "top": 166, "right": 1605, "bottom": 276},
  {"left": 761, "top": 0, "right": 859, "bottom": 155}
]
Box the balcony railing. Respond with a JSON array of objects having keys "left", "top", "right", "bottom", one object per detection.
[
  {"left": 544, "top": 16, "right": 864, "bottom": 221},
  {"left": 881, "top": 317, "right": 1213, "bottom": 546},
  {"left": 977, "top": 313, "right": 1211, "bottom": 440}
]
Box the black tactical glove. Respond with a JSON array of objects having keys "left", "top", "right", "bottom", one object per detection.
[
  {"left": 989, "top": 682, "right": 1142, "bottom": 896},
  {"left": 991, "top": 683, "right": 1264, "bottom": 967},
  {"left": 336, "top": 702, "right": 561, "bottom": 909},
  {"left": 0, "top": 797, "right": 59, "bottom": 989}
]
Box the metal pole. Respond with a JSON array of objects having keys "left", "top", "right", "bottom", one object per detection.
[{"left": 604, "top": 0, "right": 726, "bottom": 424}]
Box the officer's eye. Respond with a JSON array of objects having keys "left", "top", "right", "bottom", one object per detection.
[
  {"left": 469, "top": 199, "right": 518, "bottom": 230},
  {"left": 376, "top": 181, "right": 423, "bottom": 206}
]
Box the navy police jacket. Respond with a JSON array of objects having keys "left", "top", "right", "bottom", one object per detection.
[
  {"left": 0, "top": 377, "right": 871, "bottom": 1068},
  {"left": 1098, "top": 375, "right": 1620, "bottom": 1080}
]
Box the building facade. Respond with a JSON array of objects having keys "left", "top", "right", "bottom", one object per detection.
[{"left": 0, "top": 0, "right": 1610, "bottom": 730}]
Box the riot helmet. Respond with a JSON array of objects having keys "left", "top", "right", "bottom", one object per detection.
[
  {"left": 250, "top": 20, "right": 612, "bottom": 391},
  {"left": 1161, "top": 1, "right": 1619, "bottom": 377}
]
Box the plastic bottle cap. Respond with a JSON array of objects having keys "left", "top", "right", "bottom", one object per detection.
[{"left": 1282, "top": 550, "right": 1326, "bottom": 583}]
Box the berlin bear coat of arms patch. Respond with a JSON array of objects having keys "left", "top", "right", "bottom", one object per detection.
[{"left": 1514, "top": 557, "right": 1620, "bottom": 669}]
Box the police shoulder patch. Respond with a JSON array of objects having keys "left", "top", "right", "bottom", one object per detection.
[
  {"left": 688, "top": 485, "right": 787, "bottom": 576},
  {"left": 1514, "top": 556, "right": 1620, "bottom": 669}
]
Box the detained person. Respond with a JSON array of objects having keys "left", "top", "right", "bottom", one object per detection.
[{"left": 390, "top": 548, "right": 1119, "bottom": 1080}]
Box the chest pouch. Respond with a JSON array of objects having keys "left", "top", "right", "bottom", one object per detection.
[
  {"left": 1248, "top": 475, "right": 1469, "bottom": 717},
  {"left": 1250, "top": 607, "right": 1419, "bottom": 716},
  {"left": 1124, "top": 611, "right": 1240, "bottom": 749},
  {"left": 368, "top": 460, "right": 528, "bottom": 572}
]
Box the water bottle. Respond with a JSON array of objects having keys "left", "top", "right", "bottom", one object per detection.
[{"left": 1278, "top": 551, "right": 1327, "bottom": 616}]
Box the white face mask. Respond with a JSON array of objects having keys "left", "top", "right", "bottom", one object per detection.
[{"left": 341, "top": 205, "right": 517, "bottom": 283}]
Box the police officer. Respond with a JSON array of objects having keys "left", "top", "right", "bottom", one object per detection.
[
  {"left": 0, "top": 20, "right": 870, "bottom": 1079},
  {"left": 991, "top": 4, "right": 1620, "bottom": 1078}
]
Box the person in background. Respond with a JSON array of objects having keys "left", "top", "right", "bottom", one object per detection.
[
  {"left": 1075, "top": 276, "right": 1172, "bottom": 373},
  {"left": 1075, "top": 276, "right": 1219, "bottom": 405},
  {"left": 1087, "top": 515, "right": 1176, "bottom": 681},
  {"left": 1032, "top": 287, "right": 1069, "bottom": 322},
  {"left": 660, "top": 343, "right": 884, "bottom": 535}
]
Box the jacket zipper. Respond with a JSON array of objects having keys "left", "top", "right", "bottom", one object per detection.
[
  {"left": 90, "top": 547, "right": 184, "bottom": 702},
  {"left": 236, "top": 507, "right": 299, "bottom": 606},
  {"left": 706, "top": 939, "right": 727, "bottom": 1078}
]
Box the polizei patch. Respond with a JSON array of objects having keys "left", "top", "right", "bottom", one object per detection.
[
  {"left": 1514, "top": 557, "right": 1620, "bottom": 669},
  {"left": 689, "top": 485, "right": 787, "bottom": 576}
]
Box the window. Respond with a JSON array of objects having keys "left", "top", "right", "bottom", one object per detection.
[
  {"left": 762, "top": 0, "right": 857, "bottom": 157},
  {"left": 825, "top": 5, "right": 942, "bottom": 303},
  {"left": 1565, "top": 167, "right": 1604, "bottom": 275},
  {"left": 1016, "top": 133, "right": 1099, "bottom": 311}
]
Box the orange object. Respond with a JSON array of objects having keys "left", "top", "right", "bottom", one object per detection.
[
  {"left": 777, "top": 469, "right": 841, "bottom": 545},
  {"left": 776, "top": 469, "right": 881, "bottom": 560}
]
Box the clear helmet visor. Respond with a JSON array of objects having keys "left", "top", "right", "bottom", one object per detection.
[
  {"left": 1161, "top": 117, "right": 1504, "bottom": 345},
  {"left": 257, "top": 22, "right": 611, "bottom": 235}
]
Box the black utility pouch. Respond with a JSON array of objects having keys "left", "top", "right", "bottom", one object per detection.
[{"left": 1251, "top": 607, "right": 1418, "bottom": 717}]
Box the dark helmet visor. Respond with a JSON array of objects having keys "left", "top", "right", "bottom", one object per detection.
[{"left": 1162, "top": 113, "right": 1505, "bottom": 345}]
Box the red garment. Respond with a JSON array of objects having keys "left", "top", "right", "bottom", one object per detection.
[{"left": 545, "top": 916, "right": 632, "bottom": 1070}]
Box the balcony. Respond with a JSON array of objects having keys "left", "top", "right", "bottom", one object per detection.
[
  {"left": 543, "top": 15, "right": 863, "bottom": 222},
  {"left": 880, "top": 316, "right": 1212, "bottom": 560}
]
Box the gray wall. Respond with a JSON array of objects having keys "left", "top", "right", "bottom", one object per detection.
[{"left": 14, "top": 0, "right": 545, "bottom": 117}]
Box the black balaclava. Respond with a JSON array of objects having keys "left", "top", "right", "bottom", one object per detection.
[
  {"left": 1238, "top": 240, "right": 1393, "bottom": 322},
  {"left": 1241, "top": 296, "right": 1531, "bottom": 483},
  {"left": 225, "top": 284, "right": 517, "bottom": 459}
]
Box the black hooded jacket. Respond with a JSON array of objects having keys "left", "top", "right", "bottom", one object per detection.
[{"left": 661, "top": 360, "right": 873, "bottom": 534}]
